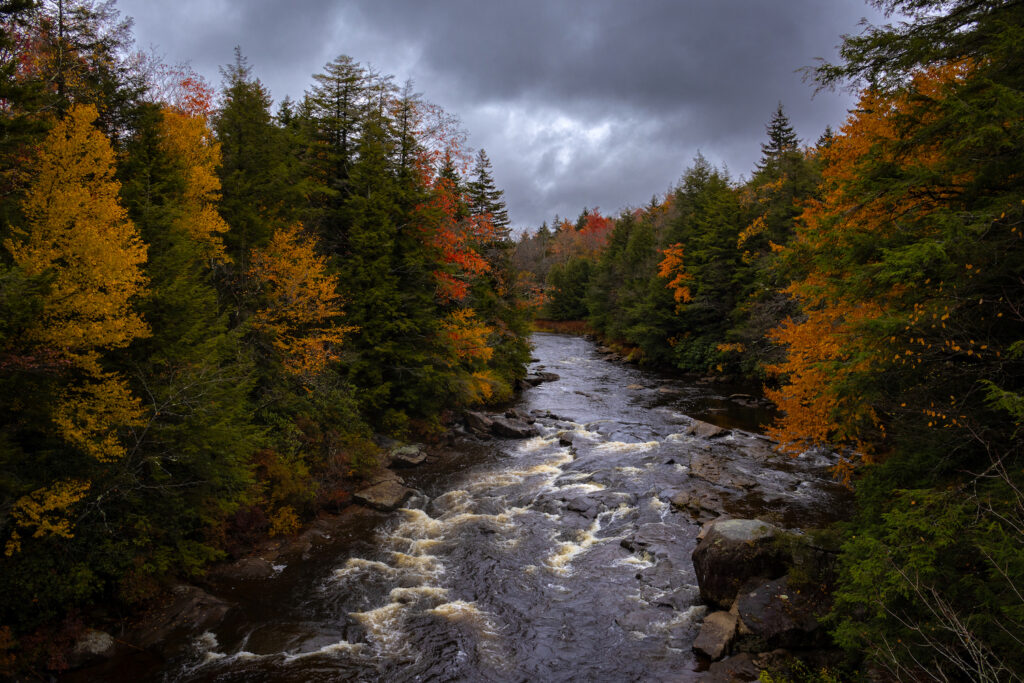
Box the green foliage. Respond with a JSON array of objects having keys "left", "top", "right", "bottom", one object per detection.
[{"left": 545, "top": 256, "right": 592, "bottom": 320}]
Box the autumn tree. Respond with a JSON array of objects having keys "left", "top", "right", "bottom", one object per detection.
[
  {"left": 0, "top": 104, "right": 148, "bottom": 625},
  {"left": 766, "top": 2, "right": 1024, "bottom": 670}
]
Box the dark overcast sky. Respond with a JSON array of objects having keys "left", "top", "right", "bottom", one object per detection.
[{"left": 114, "top": 0, "right": 882, "bottom": 232}]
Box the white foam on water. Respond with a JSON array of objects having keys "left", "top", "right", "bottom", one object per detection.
[
  {"left": 334, "top": 558, "right": 397, "bottom": 581},
  {"left": 552, "top": 482, "right": 607, "bottom": 495},
  {"left": 390, "top": 551, "right": 445, "bottom": 577},
  {"left": 615, "top": 466, "right": 644, "bottom": 475},
  {"left": 432, "top": 489, "right": 473, "bottom": 514},
  {"left": 613, "top": 553, "right": 655, "bottom": 570},
  {"left": 350, "top": 602, "right": 414, "bottom": 658},
  {"left": 427, "top": 600, "right": 507, "bottom": 667},
  {"left": 516, "top": 435, "right": 560, "bottom": 453},
  {"left": 665, "top": 433, "right": 687, "bottom": 442},
  {"left": 543, "top": 507, "right": 627, "bottom": 576},
  {"left": 593, "top": 440, "right": 660, "bottom": 454},
  {"left": 646, "top": 604, "right": 708, "bottom": 633},
  {"left": 282, "top": 640, "right": 368, "bottom": 662},
  {"left": 388, "top": 585, "right": 449, "bottom": 604}
]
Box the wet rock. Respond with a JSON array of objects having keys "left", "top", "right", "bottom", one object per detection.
[
  {"left": 691, "top": 519, "right": 789, "bottom": 608},
  {"left": 636, "top": 558, "right": 679, "bottom": 590},
  {"left": 671, "top": 488, "right": 726, "bottom": 519},
  {"left": 557, "top": 431, "right": 575, "bottom": 446},
  {"left": 489, "top": 416, "right": 540, "bottom": 438},
  {"left": 734, "top": 575, "right": 828, "bottom": 649},
  {"left": 523, "top": 371, "right": 560, "bottom": 386},
  {"left": 68, "top": 628, "right": 118, "bottom": 668},
  {"left": 615, "top": 607, "right": 666, "bottom": 632},
  {"left": 353, "top": 479, "right": 415, "bottom": 511},
  {"left": 700, "top": 652, "right": 760, "bottom": 682},
  {"left": 229, "top": 557, "right": 277, "bottom": 580},
  {"left": 565, "top": 491, "right": 635, "bottom": 519},
  {"left": 621, "top": 522, "right": 679, "bottom": 559},
  {"left": 626, "top": 383, "right": 645, "bottom": 390},
  {"left": 389, "top": 444, "right": 427, "bottom": 468},
  {"left": 657, "top": 386, "right": 683, "bottom": 396},
  {"left": 649, "top": 585, "right": 700, "bottom": 611},
  {"left": 686, "top": 420, "right": 729, "bottom": 439},
  {"left": 505, "top": 408, "right": 535, "bottom": 423},
  {"left": 693, "top": 610, "right": 738, "bottom": 660},
  {"left": 463, "top": 410, "right": 494, "bottom": 434},
  {"left": 134, "top": 585, "right": 232, "bottom": 653}
]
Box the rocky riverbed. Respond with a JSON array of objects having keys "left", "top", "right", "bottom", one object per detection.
[{"left": 67, "top": 333, "right": 851, "bottom": 682}]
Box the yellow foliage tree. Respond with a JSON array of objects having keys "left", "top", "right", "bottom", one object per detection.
[
  {"left": 3, "top": 105, "right": 149, "bottom": 551},
  {"left": 158, "top": 109, "right": 230, "bottom": 261},
  {"left": 249, "top": 224, "right": 354, "bottom": 377},
  {"left": 6, "top": 104, "right": 149, "bottom": 358}
]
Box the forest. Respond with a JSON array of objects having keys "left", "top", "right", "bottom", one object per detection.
[
  {"left": 514, "top": 0, "right": 1024, "bottom": 678},
  {"left": 0, "top": 0, "right": 532, "bottom": 669},
  {"left": 1, "top": 0, "right": 1022, "bottom": 680}
]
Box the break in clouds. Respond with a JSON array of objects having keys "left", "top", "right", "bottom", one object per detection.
[{"left": 118, "top": 0, "right": 882, "bottom": 230}]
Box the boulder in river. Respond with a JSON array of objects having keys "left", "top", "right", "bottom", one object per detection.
[
  {"left": 353, "top": 479, "right": 415, "bottom": 511},
  {"left": 489, "top": 415, "right": 540, "bottom": 438},
  {"left": 523, "top": 371, "right": 560, "bottom": 386},
  {"left": 693, "top": 610, "right": 738, "bottom": 660},
  {"left": 686, "top": 419, "right": 729, "bottom": 439},
  {"left": 463, "top": 410, "right": 494, "bottom": 435},
  {"left": 691, "top": 518, "right": 790, "bottom": 608},
  {"left": 389, "top": 444, "right": 427, "bottom": 468}
]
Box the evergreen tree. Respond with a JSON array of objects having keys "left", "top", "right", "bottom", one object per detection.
[
  {"left": 215, "top": 48, "right": 292, "bottom": 260},
  {"left": 306, "top": 54, "right": 368, "bottom": 253},
  {"left": 757, "top": 102, "right": 800, "bottom": 171},
  {"left": 467, "top": 148, "right": 510, "bottom": 237}
]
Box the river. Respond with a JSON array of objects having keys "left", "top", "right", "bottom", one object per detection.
[{"left": 91, "top": 332, "right": 850, "bottom": 682}]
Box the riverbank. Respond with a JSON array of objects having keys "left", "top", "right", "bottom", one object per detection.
[{"left": 62, "top": 333, "right": 849, "bottom": 681}]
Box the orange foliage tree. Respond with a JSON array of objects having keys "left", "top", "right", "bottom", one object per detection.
[
  {"left": 249, "top": 223, "right": 355, "bottom": 378},
  {"left": 764, "top": 64, "right": 988, "bottom": 481}
]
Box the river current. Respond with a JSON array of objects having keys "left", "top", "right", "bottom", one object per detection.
[{"left": 139, "top": 332, "right": 848, "bottom": 682}]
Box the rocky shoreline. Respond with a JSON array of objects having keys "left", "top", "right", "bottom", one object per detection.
[{"left": 63, "top": 364, "right": 847, "bottom": 682}]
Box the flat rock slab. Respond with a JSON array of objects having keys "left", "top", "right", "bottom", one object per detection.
[
  {"left": 490, "top": 416, "right": 540, "bottom": 438},
  {"left": 134, "top": 585, "right": 233, "bottom": 653},
  {"left": 735, "top": 575, "right": 827, "bottom": 649},
  {"left": 693, "top": 610, "right": 738, "bottom": 660},
  {"left": 389, "top": 444, "right": 427, "bottom": 467},
  {"left": 354, "top": 480, "right": 415, "bottom": 511},
  {"left": 687, "top": 420, "right": 729, "bottom": 439},
  {"left": 700, "top": 652, "right": 759, "bottom": 682}
]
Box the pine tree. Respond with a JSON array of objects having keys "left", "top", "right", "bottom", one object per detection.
[
  {"left": 757, "top": 102, "right": 799, "bottom": 171},
  {"left": 467, "top": 148, "right": 510, "bottom": 237},
  {"left": 215, "top": 48, "right": 292, "bottom": 260}
]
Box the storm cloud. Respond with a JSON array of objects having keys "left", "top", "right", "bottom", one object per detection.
[{"left": 116, "top": 0, "right": 881, "bottom": 230}]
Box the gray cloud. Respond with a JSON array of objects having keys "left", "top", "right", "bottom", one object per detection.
[{"left": 116, "top": 0, "right": 880, "bottom": 230}]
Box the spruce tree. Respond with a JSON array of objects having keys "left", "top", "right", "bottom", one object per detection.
[
  {"left": 467, "top": 148, "right": 510, "bottom": 237},
  {"left": 757, "top": 102, "right": 800, "bottom": 171}
]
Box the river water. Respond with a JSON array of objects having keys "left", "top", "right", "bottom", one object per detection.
[{"left": 125, "top": 333, "right": 849, "bottom": 682}]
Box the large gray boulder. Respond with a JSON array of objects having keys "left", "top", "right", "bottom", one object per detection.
[
  {"left": 464, "top": 410, "right": 494, "bottom": 435},
  {"left": 389, "top": 444, "right": 427, "bottom": 468},
  {"left": 354, "top": 479, "right": 414, "bottom": 511},
  {"left": 692, "top": 519, "right": 790, "bottom": 608}
]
